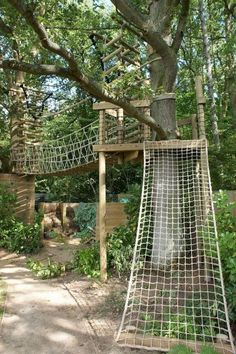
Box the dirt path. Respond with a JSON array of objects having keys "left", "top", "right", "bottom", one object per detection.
[{"left": 0, "top": 246, "right": 157, "bottom": 354}]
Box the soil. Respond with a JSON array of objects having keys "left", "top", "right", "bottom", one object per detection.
[{"left": 0, "top": 240, "right": 158, "bottom": 354}]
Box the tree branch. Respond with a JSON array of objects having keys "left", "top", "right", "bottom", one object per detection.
[
  {"left": 110, "top": 0, "right": 147, "bottom": 30},
  {"left": 172, "top": 0, "right": 190, "bottom": 53},
  {"left": 111, "top": 0, "right": 175, "bottom": 68},
  {"left": 8, "top": 0, "right": 78, "bottom": 70},
  {"left": 0, "top": 58, "right": 167, "bottom": 139}
]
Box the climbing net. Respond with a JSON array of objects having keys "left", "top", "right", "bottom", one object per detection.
[{"left": 116, "top": 140, "right": 234, "bottom": 354}]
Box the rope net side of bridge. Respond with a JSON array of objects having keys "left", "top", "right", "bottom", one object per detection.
[
  {"left": 11, "top": 119, "right": 100, "bottom": 175},
  {"left": 116, "top": 140, "right": 234, "bottom": 354}
]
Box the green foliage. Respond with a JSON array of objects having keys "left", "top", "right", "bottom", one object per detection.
[
  {"left": 0, "top": 183, "right": 16, "bottom": 221},
  {"left": 200, "top": 346, "right": 220, "bottom": 354},
  {"left": 168, "top": 345, "right": 193, "bottom": 354},
  {"left": 214, "top": 191, "right": 236, "bottom": 322},
  {"left": 27, "top": 258, "right": 68, "bottom": 279},
  {"left": 72, "top": 184, "right": 141, "bottom": 278},
  {"left": 107, "top": 184, "right": 141, "bottom": 277},
  {"left": 209, "top": 133, "right": 236, "bottom": 190},
  {"left": 141, "top": 302, "right": 216, "bottom": 341},
  {"left": 74, "top": 203, "right": 97, "bottom": 237},
  {"left": 107, "top": 225, "right": 134, "bottom": 277},
  {"left": 0, "top": 186, "right": 42, "bottom": 254},
  {"left": 168, "top": 344, "right": 220, "bottom": 354},
  {"left": 72, "top": 242, "right": 100, "bottom": 278}
]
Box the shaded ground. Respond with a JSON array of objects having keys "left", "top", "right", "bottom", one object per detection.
[{"left": 0, "top": 242, "right": 158, "bottom": 354}]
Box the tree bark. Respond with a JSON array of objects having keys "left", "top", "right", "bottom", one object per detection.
[{"left": 198, "top": 0, "right": 220, "bottom": 147}]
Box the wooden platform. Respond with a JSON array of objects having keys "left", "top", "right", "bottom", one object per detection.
[
  {"left": 117, "top": 333, "right": 234, "bottom": 354},
  {"left": 93, "top": 140, "right": 206, "bottom": 153}
]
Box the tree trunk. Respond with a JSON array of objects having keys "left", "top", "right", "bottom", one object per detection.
[
  {"left": 198, "top": 0, "right": 220, "bottom": 147},
  {"left": 9, "top": 70, "right": 25, "bottom": 171},
  {"left": 147, "top": 1, "right": 181, "bottom": 266},
  {"left": 152, "top": 152, "right": 183, "bottom": 266}
]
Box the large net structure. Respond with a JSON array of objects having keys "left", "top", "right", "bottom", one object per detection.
[{"left": 116, "top": 140, "right": 235, "bottom": 354}]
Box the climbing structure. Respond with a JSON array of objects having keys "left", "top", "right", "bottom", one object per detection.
[
  {"left": 116, "top": 140, "right": 235, "bottom": 354},
  {"left": 10, "top": 76, "right": 235, "bottom": 353}
]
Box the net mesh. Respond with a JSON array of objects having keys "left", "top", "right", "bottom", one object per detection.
[{"left": 116, "top": 140, "right": 235, "bottom": 354}]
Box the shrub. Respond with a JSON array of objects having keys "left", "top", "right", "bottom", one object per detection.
[
  {"left": 72, "top": 242, "right": 100, "bottom": 278},
  {"left": 72, "top": 184, "right": 141, "bottom": 278},
  {"left": 0, "top": 185, "right": 42, "bottom": 254},
  {"left": 74, "top": 203, "right": 97, "bottom": 237},
  {"left": 214, "top": 191, "right": 236, "bottom": 322}
]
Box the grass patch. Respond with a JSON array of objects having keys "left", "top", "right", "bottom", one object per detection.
[{"left": 0, "top": 278, "right": 7, "bottom": 318}]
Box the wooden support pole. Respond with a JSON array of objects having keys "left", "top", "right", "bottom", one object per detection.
[
  {"left": 195, "top": 76, "right": 206, "bottom": 139},
  {"left": 99, "top": 151, "right": 107, "bottom": 282},
  {"left": 99, "top": 110, "right": 106, "bottom": 144},
  {"left": 191, "top": 113, "right": 198, "bottom": 139},
  {"left": 117, "top": 108, "right": 124, "bottom": 144}
]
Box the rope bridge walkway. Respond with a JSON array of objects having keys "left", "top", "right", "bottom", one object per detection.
[
  {"left": 116, "top": 140, "right": 235, "bottom": 354},
  {"left": 11, "top": 114, "right": 146, "bottom": 176}
]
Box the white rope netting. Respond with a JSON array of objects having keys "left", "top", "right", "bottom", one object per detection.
[
  {"left": 116, "top": 140, "right": 235, "bottom": 354},
  {"left": 11, "top": 113, "right": 148, "bottom": 175},
  {"left": 11, "top": 120, "right": 100, "bottom": 175}
]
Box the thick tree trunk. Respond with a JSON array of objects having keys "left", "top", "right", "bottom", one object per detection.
[{"left": 147, "top": 1, "right": 181, "bottom": 266}]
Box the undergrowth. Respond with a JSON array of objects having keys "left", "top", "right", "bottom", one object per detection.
[
  {"left": 72, "top": 184, "right": 141, "bottom": 278},
  {"left": 0, "top": 185, "right": 42, "bottom": 254},
  {"left": 168, "top": 344, "right": 220, "bottom": 354},
  {"left": 26, "top": 258, "right": 71, "bottom": 279}
]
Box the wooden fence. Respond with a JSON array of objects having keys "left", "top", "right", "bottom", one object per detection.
[{"left": 0, "top": 173, "right": 35, "bottom": 224}]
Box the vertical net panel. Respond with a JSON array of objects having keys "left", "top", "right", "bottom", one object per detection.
[{"left": 116, "top": 140, "right": 235, "bottom": 354}]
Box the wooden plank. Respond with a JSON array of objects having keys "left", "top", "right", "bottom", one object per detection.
[
  {"left": 105, "top": 109, "right": 117, "bottom": 117},
  {"left": 102, "top": 46, "right": 123, "bottom": 62},
  {"left": 95, "top": 202, "right": 127, "bottom": 239},
  {"left": 105, "top": 33, "right": 123, "bottom": 47},
  {"left": 93, "top": 100, "right": 150, "bottom": 110},
  {"left": 93, "top": 143, "right": 144, "bottom": 152},
  {"left": 178, "top": 117, "right": 192, "bottom": 126},
  {"left": 117, "top": 333, "right": 233, "bottom": 354},
  {"left": 145, "top": 140, "right": 207, "bottom": 150}
]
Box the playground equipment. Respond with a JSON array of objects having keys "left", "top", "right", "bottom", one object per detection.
[{"left": 9, "top": 76, "right": 235, "bottom": 353}]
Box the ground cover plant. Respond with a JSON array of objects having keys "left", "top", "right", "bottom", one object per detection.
[
  {"left": 168, "top": 344, "right": 220, "bottom": 354},
  {"left": 26, "top": 258, "right": 70, "bottom": 279}
]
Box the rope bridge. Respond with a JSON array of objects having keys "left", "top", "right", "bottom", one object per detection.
[
  {"left": 116, "top": 140, "right": 235, "bottom": 354},
  {"left": 11, "top": 109, "right": 150, "bottom": 176},
  {"left": 11, "top": 119, "right": 99, "bottom": 175}
]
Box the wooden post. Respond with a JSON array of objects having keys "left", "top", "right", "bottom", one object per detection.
[
  {"left": 99, "top": 110, "right": 106, "bottom": 144},
  {"left": 117, "top": 108, "right": 124, "bottom": 164},
  {"left": 195, "top": 76, "right": 206, "bottom": 139},
  {"left": 60, "top": 203, "right": 67, "bottom": 229},
  {"left": 191, "top": 114, "right": 198, "bottom": 139},
  {"left": 99, "top": 151, "right": 107, "bottom": 282},
  {"left": 98, "top": 109, "right": 107, "bottom": 282},
  {"left": 117, "top": 108, "right": 124, "bottom": 144},
  {"left": 39, "top": 202, "right": 45, "bottom": 240}
]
